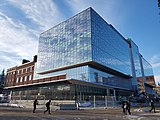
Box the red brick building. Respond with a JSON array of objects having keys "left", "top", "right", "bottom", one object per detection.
[
  {"left": 5, "top": 56, "right": 37, "bottom": 87},
  {"left": 137, "top": 75, "right": 156, "bottom": 93},
  {"left": 155, "top": 86, "right": 160, "bottom": 96},
  {"left": 5, "top": 55, "right": 66, "bottom": 88},
  {"left": 145, "top": 76, "right": 156, "bottom": 87}
]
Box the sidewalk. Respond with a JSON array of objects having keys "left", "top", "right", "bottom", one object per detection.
[
  {"left": 0, "top": 103, "right": 24, "bottom": 108},
  {"left": 0, "top": 106, "right": 160, "bottom": 120}
]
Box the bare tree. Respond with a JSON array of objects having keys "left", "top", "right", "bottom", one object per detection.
[{"left": 0, "top": 69, "right": 5, "bottom": 87}]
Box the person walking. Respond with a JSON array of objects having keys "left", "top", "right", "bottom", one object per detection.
[
  {"left": 122, "top": 101, "right": 126, "bottom": 114},
  {"left": 126, "top": 100, "right": 131, "bottom": 115},
  {"left": 33, "top": 99, "right": 38, "bottom": 113},
  {"left": 44, "top": 100, "right": 51, "bottom": 114},
  {"left": 149, "top": 100, "right": 156, "bottom": 113}
]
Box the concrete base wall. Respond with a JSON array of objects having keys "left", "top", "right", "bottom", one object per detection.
[{"left": 9, "top": 100, "right": 75, "bottom": 110}]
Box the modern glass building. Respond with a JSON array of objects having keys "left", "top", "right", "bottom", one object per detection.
[
  {"left": 5, "top": 7, "right": 155, "bottom": 102},
  {"left": 128, "top": 40, "right": 156, "bottom": 94},
  {"left": 142, "top": 57, "right": 156, "bottom": 86},
  {"left": 34, "top": 7, "right": 133, "bottom": 98},
  {"left": 128, "top": 40, "right": 143, "bottom": 91},
  {"left": 37, "top": 8, "right": 131, "bottom": 77}
]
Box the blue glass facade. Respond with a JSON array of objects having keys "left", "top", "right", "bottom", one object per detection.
[
  {"left": 142, "top": 58, "right": 154, "bottom": 77},
  {"left": 5, "top": 7, "right": 156, "bottom": 102},
  {"left": 34, "top": 64, "right": 90, "bottom": 82},
  {"left": 37, "top": 8, "right": 92, "bottom": 73},
  {"left": 35, "top": 7, "right": 133, "bottom": 90},
  {"left": 142, "top": 57, "right": 155, "bottom": 86},
  {"left": 34, "top": 7, "right": 133, "bottom": 91},
  {"left": 129, "top": 40, "right": 143, "bottom": 91},
  {"left": 37, "top": 8, "right": 132, "bottom": 76},
  {"left": 89, "top": 67, "right": 132, "bottom": 90},
  {"left": 130, "top": 41, "right": 142, "bottom": 78},
  {"left": 91, "top": 10, "right": 131, "bottom": 76},
  {"left": 129, "top": 39, "right": 155, "bottom": 92},
  {"left": 34, "top": 64, "right": 132, "bottom": 90}
]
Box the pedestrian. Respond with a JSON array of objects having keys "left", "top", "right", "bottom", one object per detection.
[
  {"left": 33, "top": 99, "right": 38, "bottom": 113},
  {"left": 44, "top": 99, "right": 51, "bottom": 114},
  {"left": 149, "top": 100, "right": 156, "bottom": 113},
  {"left": 126, "top": 100, "right": 131, "bottom": 115},
  {"left": 122, "top": 101, "right": 126, "bottom": 114}
]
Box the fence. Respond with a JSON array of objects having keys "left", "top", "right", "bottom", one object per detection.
[
  {"left": 77, "top": 95, "right": 119, "bottom": 108},
  {"left": 7, "top": 95, "right": 120, "bottom": 109},
  {"left": 10, "top": 95, "right": 45, "bottom": 100},
  {"left": 0, "top": 95, "right": 9, "bottom": 103}
]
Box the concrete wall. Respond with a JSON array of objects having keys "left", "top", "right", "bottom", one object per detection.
[{"left": 9, "top": 100, "right": 75, "bottom": 110}]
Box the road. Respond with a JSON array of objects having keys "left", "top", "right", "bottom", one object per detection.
[{"left": 0, "top": 107, "right": 160, "bottom": 120}]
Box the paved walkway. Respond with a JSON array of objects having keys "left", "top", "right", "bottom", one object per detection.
[{"left": 0, "top": 107, "right": 160, "bottom": 120}]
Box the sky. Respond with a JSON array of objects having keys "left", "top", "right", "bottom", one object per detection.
[{"left": 0, "top": 0, "right": 160, "bottom": 84}]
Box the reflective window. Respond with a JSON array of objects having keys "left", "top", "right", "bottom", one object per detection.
[
  {"left": 36, "top": 8, "right": 131, "bottom": 76},
  {"left": 16, "top": 78, "right": 19, "bottom": 83},
  {"left": 34, "top": 8, "right": 133, "bottom": 89},
  {"left": 37, "top": 8, "right": 92, "bottom": 73},
  {"left": 130, "top": 41, "right": 142, "bottom": 78},
  {"left": 130, "top": 40, "right": 142, "bottom": 91},
  {"left": 34, "top": 65, "right": 132, "bottom": 90},
  {"left": 142, "top": 57, "right": 155, "bottom": 86},
  {"left": 20, "top": 77, "right": 22, "bottom": 82},
  {"left": 29, "top": 75, "right": 32, "bottom": 80},
  {"left": 24, "top": 76, "right": 27, "bottom": 81},
  {"left": 34, "top": 65, "right": 89, "bottom": 82},
  {"left": 89, "top": 67, "right": 132, "bottom": 90},
  {"left": 91, "top": 10, "right": 131, "bottom": 76}
]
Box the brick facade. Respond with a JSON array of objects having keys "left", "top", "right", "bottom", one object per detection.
[
  {"left": 5, "top": 56, "right": 66, "bottom": 87},
  {"left": 5, "top": 61, "right": 35, "bottom": 87}
]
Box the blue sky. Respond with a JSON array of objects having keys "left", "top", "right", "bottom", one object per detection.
[{"left": 0, "top": 0, "right": 160, "bottom": 84}]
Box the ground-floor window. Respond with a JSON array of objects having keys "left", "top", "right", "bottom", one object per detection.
[{"left": 9, "top": 82, "right": 132, "bottom": 102}]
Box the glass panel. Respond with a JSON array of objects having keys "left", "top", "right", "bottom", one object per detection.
[
  {"left": 142, "top": 58, "right": 155, "bottom": 86},
  {"left": 91, "top": 10, "right": 132, "bottom": 76},
  {"left": 37, "top": 8, "right": 92, "bottom": 73}
]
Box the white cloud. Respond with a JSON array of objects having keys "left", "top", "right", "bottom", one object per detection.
[
  {"left": 154, "top": 75, "right": 160, "bottom": 85},
  {"left": 66, "top": 0, "right": 125, "bottom": 28},
  {"left": 8, "top": 0, "right": 64, "bottom": 30},
  {"left": 0, "top": 0, "right": 125, "bottom": 73},
  {"left": 0, "top": 11, "right": 38, "bottom": 70},
  {"left": 150, "top": 55, "right": 160, "bottom": 68},
  {"left": 0, "top": 0, "right": 64, "bottom": 72},
  {"left": 152, "top": 63, "right": 160, "bottom": 68},
  {"left": 149, "top": 55, "right": 160, "bottom": 84},
  {"left": 150, "top": 55, "right": 160, "bottom": 62}
]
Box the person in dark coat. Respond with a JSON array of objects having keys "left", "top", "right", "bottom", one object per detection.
[
  {"left": 149, "top": 100, "right": 156, "bottom": 113},
  {"left": 33, "top": 99, "right": 38, "bottom": 113},
  {"left": 44, "top": 100, "right": 51, "bottom": 114},
  {"left": 122, "top": 101, "right": 126, "bottom": 114},
  {"left": 126, "top": 100, "right": 131, "bottom": 115}
]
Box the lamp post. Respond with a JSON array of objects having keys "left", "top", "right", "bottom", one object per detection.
[{"left": 37, "top": 92, "right": 46, "bottom": 110}]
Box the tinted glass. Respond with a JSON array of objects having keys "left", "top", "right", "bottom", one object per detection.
[
  {"left": 91, "top": 10, "right": 132, "bottom": 76},
  {"left": 37, "top": 8, "right": 92, "bottom": 73},
  {"left": 142, "top": 57, "right": 155, "bottom": 86}
]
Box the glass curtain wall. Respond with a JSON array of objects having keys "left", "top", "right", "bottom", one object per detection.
[
  {"left": 142, "top": 58, "right": 155, "bottom": 86},
  {"left": 37, "top": 8, "right": 92, "bottom": 73},
  {"left": 130, "top": 41, "right": 142, "bottom": 78},
  {"left": 91, "top": 9, "right": 132, "bottom": 76},
  {"left": 88, "top": 67, "right": 132, "bottom": 90},
  {"left": 130, "top": 41, "right": 143, "bottom": 91},
  {"left": 34, "top": 65, "right": 90, "bottom": 82},
  {"left": 11, "top": 82, "right": 75, "bottom": 100}
]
